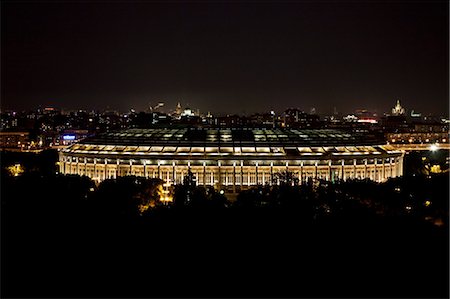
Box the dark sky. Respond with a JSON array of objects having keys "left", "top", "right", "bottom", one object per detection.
[{"left": 2, "top": 1, "right": 448, "bottom": 115}]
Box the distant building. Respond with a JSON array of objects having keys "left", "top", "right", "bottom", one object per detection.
[
  {"left": 283, "top": 108, "right": 320, "bottom": 128},
  {"left": 343, "top": 115, "right": 358, "bottom": 122},
  {"left": 386, "top": 132, "right": 447, "bottom": 144},
  {"left": 174, "top": 102, "right": 182, "bottom": 119},
  {"left": 0, "top": 131, "right": 32, "bottom": 150},
  {"left": 152, "top": 112, "right": 171, "bottom": 124},
  {"left": 410, "top": 110, "right": 422, "bottom": 118},
  {"left": 181, "top": 108, "right": 194, "bottom": 117},
  {"left": 59, "top": 130, "right": 90, "bottom": 146},
  {"left": 391, "top": 100, "right": 405, "bottom": 116}
]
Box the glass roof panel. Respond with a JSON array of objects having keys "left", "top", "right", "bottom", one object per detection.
[
  {"left": 256, "top": 147, "right": 270, "bottom": 153},
  {"left": 241, "top": 147, "right": 256, "bottom": 153},
  {"left": 191, "top": 147, "right": 204, "bottom": 153},
  {"left": 219, "top": 147, "right": 234, "bottom": 153},
  {"left": 162, "top": 146, "right": 177, "bottom": 152},
  {"left": 150, "top": 146, "right": 163, "bottom": 152}
]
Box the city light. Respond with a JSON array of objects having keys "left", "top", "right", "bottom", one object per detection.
[
  {"left": 63, "top": 135, "right": 76, "bottom": 140},
  {"left": 430, "top": 165, "right": 441, "bottom": 173},
  {"left": 7, "top": 164, "right": 24, "bottom": 177},
  {"left": 160, "top": 181, "right": 173, "bottom": 204},
  {"left": 430, "top": 144, "right": 438, "bottom": 152}
]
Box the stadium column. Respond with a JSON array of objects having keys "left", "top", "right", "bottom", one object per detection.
[
  {"left": 286, "top": 161, "right": 289, "bottom": 185},
  {"left": 374, "top": 158, "right": 377, "bottom": 182},
  {"left": 353, "top": 159, "right": 357, "bottom": 179},
  {"left": 158, "top": 161, "right": 161, "bottom": 180},
  {"left": 262, "top": 165, "right": 265, "bottom": 185},
  {"left": 93, "top": 158, "right": 97, "bottom": 180},
  {"left": 300, "top": 161, "right": 304, "bottom": 185},
  {"left": 143, "top": 160, "right": 147, "bottom": 178},
  {"left": 129, "top": 160, "right": 132, "bottom": 175},
  {"left": 270, "top": 162, "right": 273, "bottom": 185},
  {"left": 181, "top": 168, "right": 184, "bottom": 183},
  {"left": 314, "top": 161, "right": 318, "bottom": 180},
  {"left": 241, "top": 161, "right": 244, "bottom": 187},
  {"left": 398, "top": 156, "right": 403, "bottom": 177},
  {"left": 382, "top": 158, "right": 386, "bottom": 181},
  {"left": 203, "top": 161, "right": 206, "bottom": 187},
  {"left": 390, "top": 158, "right": 393, "bottom": 178},
  {"left": 232, "top": 161, "right": 236, "bottom": 193},
  {"left": 116, "top": 159, "right": 120, "bottom": 178},
  {"left": 341, "top": 160, "right": 345, "bottom": 181},
  {"left": 255, "top": 162, "right": 258, "bottom": 185},
  {"left": 76, "top": 157, "right": 80, "bottom": 175},
  {"left": 187, "top": 161, "right": 192, "bottom": 186},
  {"left": 67, "top": 157, "right": 71, "bottom": 175},
  {"left": 104, "top": 159, "right": 107, "bottom": 180},
  {"left": 172, "top": 161, "right": 176, "bottom": 185},
  {"left": 84, "top": 157, "right": 87, "bottom": 176},
  {"left": 364, "top": 159, "right": 368, "bottom": 179},
  {"left": 328, "top": 160, "right": 332, "bottom": 181},
  {"left": 218, "top": 161, "right": 221, "bottom": 189}
]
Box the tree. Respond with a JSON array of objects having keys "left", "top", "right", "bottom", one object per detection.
[
  {"left": 272, "top": 170, "right": 299, "bottom": 187},
  {"left": 174, "top": 168, "right": 198, "bottom": 207}
]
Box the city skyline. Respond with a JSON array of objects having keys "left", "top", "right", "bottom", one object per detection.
[
  {"left": 3, "top": 2, "right": 448, "bottom": 115},
  {"left": 2, "top": 98, "right": 447, "bottom": 118}
]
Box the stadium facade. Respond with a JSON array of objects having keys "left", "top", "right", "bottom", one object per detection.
[{"left": 59, "top": 128, "right": 404, "bottom": 191}]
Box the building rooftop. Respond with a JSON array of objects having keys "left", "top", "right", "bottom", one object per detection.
[
  {"left": 79, "top": 128, "right": 383, "bottom": 147},
  {"left": 61, "top": 128, "right": 401, "bottom": 158}
]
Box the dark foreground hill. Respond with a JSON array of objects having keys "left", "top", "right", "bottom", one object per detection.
[{"left": 2, "top": 202, "right": 448, "bottom": 298}]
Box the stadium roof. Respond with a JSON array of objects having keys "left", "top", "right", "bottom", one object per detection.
[{"left": 80, "top": 128, "right": 383, "bottom": 147}]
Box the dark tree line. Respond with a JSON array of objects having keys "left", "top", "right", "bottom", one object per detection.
[{"left": 1, "top": 150, "right": 448, "bottom": 298}]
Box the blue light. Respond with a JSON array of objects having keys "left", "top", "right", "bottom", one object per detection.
[{"left": 63, "top": 135, "right": 75, "bottom": 140}]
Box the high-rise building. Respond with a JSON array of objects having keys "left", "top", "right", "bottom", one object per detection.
[{"left": 391, "top": 100, "right": 405, "bottom": 116}]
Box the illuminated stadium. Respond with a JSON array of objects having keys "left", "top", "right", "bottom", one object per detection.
[{"left": 59, "top": 128, "right": 404, "bottom": 191}]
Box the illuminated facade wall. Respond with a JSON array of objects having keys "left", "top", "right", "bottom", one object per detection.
[
  {"left": 59, "top": 145, "right": 404, "bottom": 191},
  {"left": 60, "top": 157, "right": 402, "bottom": 190}
]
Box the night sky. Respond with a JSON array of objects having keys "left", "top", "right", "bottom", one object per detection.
[{"left": 2, "top": 2, "right": 448, "bottom": 115}]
